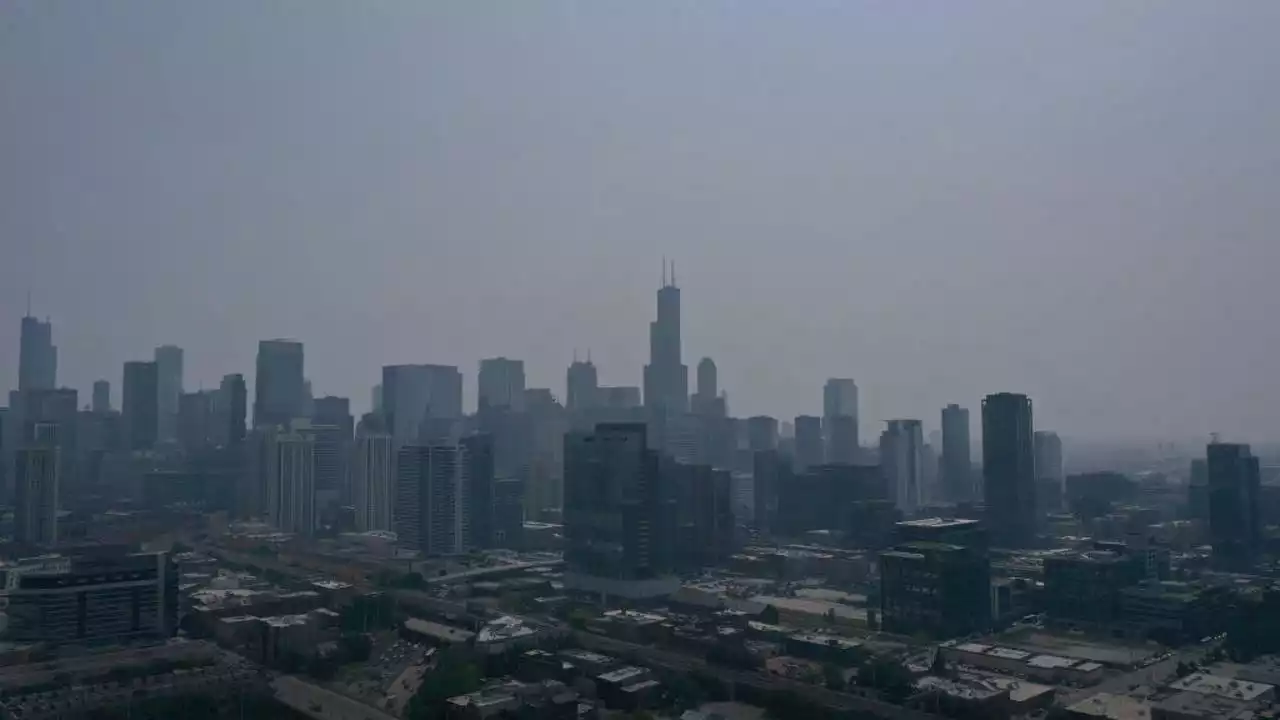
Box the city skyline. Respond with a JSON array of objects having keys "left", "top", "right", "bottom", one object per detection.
[{"left": 5, "top": 3, "right": 1280, "bottom": 442}]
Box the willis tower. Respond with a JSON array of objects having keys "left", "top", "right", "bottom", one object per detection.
[{"left": 643, "top": 260, "right": 688, "bottom": 414}]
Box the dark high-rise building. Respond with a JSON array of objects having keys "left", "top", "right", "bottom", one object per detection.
[
  {"left": 92, "top": 379, "right": 111, "bottom": 413},
  {"left": 779, "top": 462, "right": 883, "bottom": 536},
  {"left": 752, "top": 449, "right": 789, "bottom": 534},
  {"left": 880, "top": 541, "right": 990, "bottom": 639},
  {"left": 1187, "top": 459, "right": 1209, "bottom": 522},
  {"left": 566, "top": 358, "right": 599, "bottom": 412},
  {"left": 691, "top": 357, "right": 726, "bottom": 417},
  {"left": 220, "top": 373, "right": 248, "bottom": 446},
  {"left": 564, "top": 423, "right": 677, "bottom": 598},
  {"left": 826, "top": 414, "right": 859, "bottom": 465},
  {"left": 643, "top": 262, "right": 689, "bottom": 415},
  {"left": 461, "top": 433, "right": 496, "bottom": 549},
  {"left": 746, "top": 415, "right": 778, "bottom": 452},
  {"left": 1043, "top": 543, "right": 1155, "bottom": 627},
  {"left": 6, "top": 551, "right": 178, "bottom": 646},
  {"left": 14, "top": 433, "right": 59, "bottom": 547},
  {"left": 177, "top": 390, "right": 215, "bottom": 451},
  {"left": 395, "top": 444, "right": 471, "bottom": 556},
  {"left": 253, "top": 339, "right": 305, "bottom": 428},
  {"left": 793, "top": 415, "right": 824, "bottom": 472},
  {"left": 941, "top": 404, "right": 972, "bottom": 502},
  {"left": 1034, "top": 430, "right": 1064, "bottom": 515},
  {"left": 982, "top": 393, "right": 1036, "bottom": 548},
  {"left": 1207, "top": 442, "right": 1261, "bottom": 571},
  {"left": 122, "top": 361, "right": 159, "bottom": 451},
  {"left": 154, "top": 345, "right": 184, "bottom": 443},
  {"left": 669, "top": 462, "right": 734, "bottom": 572},
  {"left": 493, "top": 476, "right": 525, "bottom": 550},
  {"left": 18, "top": 314, "right": 57, "bottom": 392},
  {"left": 823, "top": 378, "right": 858, "bottom": 452},
  {"left": 313, "top": 396, "right": 354, "bottom": 441},
  {"left": 895, "top": 517, "right": 987, "bottom": 551},
  {"left": 478, "top": 357, "right": 526, "bottom": 412}
]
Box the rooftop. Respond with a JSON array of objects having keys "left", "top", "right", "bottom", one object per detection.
[
  {"left": 403, "top": 618, "right": 476, "bottom": 644},
  {"left": 478, "top": 616, "right": 538, "bottom": 643},
  {"left": 1153, "top": 690, "right": 1260, "bottom": 719},
  {"left": 899, "top": 517, "right": 980, "bottom": 529},
  {"left": 1066, "top": 693, "right": 1151, "bottom": 720},
  {"left": 1166, "top": 672, "right": 1274, "bottom": 701},
  {"left": 598, "top": 666, "right": 648, "bottom": 685}
]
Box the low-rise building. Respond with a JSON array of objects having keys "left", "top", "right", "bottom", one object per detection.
[{"left": 1064, "top": 693, "right": 1152, "bottom": 720}]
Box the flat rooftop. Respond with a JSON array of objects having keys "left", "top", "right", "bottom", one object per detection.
[
  {"left": 898, "top": 517, "right": 980, "bottom": 528},
  {"left": 1166, "top": 672, "right": 1273, "bottom": 701},
  {"left": 1066, "top": 693, "right": 1151, "bottom": 720}
]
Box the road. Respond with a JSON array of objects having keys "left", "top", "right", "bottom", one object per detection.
[{"left": 272, "top": 676, "right": 399, "bottom": 720}]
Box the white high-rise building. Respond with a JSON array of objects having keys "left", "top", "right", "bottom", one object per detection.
[
  {"left": 154, "top": 345, "right": 184, "bottom": 443},
  {"left": 353, "top": 431, "right": 394, "bottom": 531},
  {"left": 395, "top": 444, "right": 471, "bottom": 556},
  {"left": 880, "top": 419, "right": 924, "bottom": 515},
  {"left": 267, "top": 432, "right": 315, "bottom": 536}
]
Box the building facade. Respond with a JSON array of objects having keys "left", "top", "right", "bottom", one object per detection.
[
  {"left": 253, "top": 339, "right": 305, "bottom": 429},
  {"left": 154, "top": 345, "right": 184, "bottom": 443},
  {"left": 941, "top": 404, "right": 972, "bottom": 503},
  {"left": 982, "top": 393, "right": 1037, "bottom": 548},
  {"left": 122, "top": 360, "right": 159, "bottom": 451},
  {"left": 352, "top": 430, "right": 393, "bottom": 531}
]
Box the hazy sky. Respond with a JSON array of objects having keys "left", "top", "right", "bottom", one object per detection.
[{"left": 3, "top": 2, "right": 1279, "bottom": 443}]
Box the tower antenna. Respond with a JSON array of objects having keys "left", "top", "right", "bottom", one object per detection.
[
  {"left": 26, "top": 290, "right": 31, "bottom": 317},
  {"left": 662, "top": 257, "right": 667, "bottom": 287},
  {"left": 672, "top": 259, "right": 676, "bottom": 287}
]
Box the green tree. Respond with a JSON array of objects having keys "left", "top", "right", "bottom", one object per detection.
[
  {"left": 406, "top": 648, "right": 482, "bottom": 720},
  {"left": 823, "top": 663, "right": 847, "bottom": 691}
]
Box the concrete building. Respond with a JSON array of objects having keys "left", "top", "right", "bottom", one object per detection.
[
  {"left": 642, "top": 261, "right": 688, "bottom": 415},
  {"left": 395, "top": 444, "right": 471, "bottom": 555},
  {"left": 881, "top": 419, "right": 925, "bottom": 514},
  {"left": 493, "top": 476, "right": 525, "bottom": 549},
  {"left": 6, "top": 551, "right": 178, "bottom": 646},
  {"left": 154, "top": 344, "right": 184, "bottom": 443},
  {"left": 253, "top": 339, "right": 305, "bottom": 429},
  {"left": 983, "top": 393, "right": 1037, "bottom": 548},
  {"left": 941, "top": 404, "right": 972, "bottom": 502},
  {"left": 122, "top": 360, "right": 159, "bottom": 451},
  {"left": 691, "top": 357, "right": 726, "bottom": 418},
  {"left": 216, "top": 373, "right": 248, "bottom": 447},
  {"left": 267, "top": 431, "right": 315, "bottom": 536},
  {"left": 352, "top": 430, "right": 394, "bottom": 531},
  {"left": 92, "top": 379, "right": 111, "bottom": 413},
  {"left": 479, "top": 357, "right": 526, "bottom": 412},
  {"left": 746, "top": 415, "right": 778, "bottom": 453}
]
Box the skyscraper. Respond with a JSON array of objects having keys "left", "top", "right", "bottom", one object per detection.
[
  {"left": 18, "top": 314, "right": 56, "bottom": 392},
  {"left": 881, "top": 419, "right": 925, "bottom": 514},
  {"left": 352, "top": 429, "right": 393, "bottom": 531},
  {"left": 14, "top": 430, "right": 59, "bottom": 547},
  {"left": 177, "top": 391, "right": 215, "bottom": 451},
  {"left": 218, "top": 373, "right": 247, "bottom": 447},
  {"left": 122, "top": 361, "right": 159, "bottom": 451},
  {"left": 1034, "top": 431, "right": 1064, "bottom": 514},
  {"left": 793, "top": 415, "right": 824, "bottom": 472},
  {"left": 1207, "top": 441, "right": 1261, "bottom": 571},
  {"left": 565, "top": 358, "right": 599, "bottom": 412},
  {"left": 563, "top": 423, "right": 677, "bottom": 598},
  {"left": 382, "top": 364, "right": 464, "bottom": 444},
  {"left": 982, "top": 393, "right": 1036, "bottom": 548},
  {"left": 941, "top": 404, "right": 972, "bottom": 503},
  {"left": 313, "top": 396, "right": 354, "bottom": 441},
  {"left": 478, "top": 357, "right": 526, "bottom": 412},
  {"left": 92, "top": 380, "right": 111, "bottom": 413},
  {"left": 395, "top": 444, "right": 471, "bottom": 556},
  {"left": 297, "top": 419, "right": 347, "bottom": 513},
  {"left": 823, "top": 378, "right": 858, "bottom": 450},
  {"left": 691, "top": 357, "right": 726, "bottom": 417},
  {"left": 642, "top": 261, "right": 688, "bottom": 414},
  {"left": 267, "top": 431, "right": 315, "bottom": 536},
  {"left": 253, "top": 339, "right": 305, "bottom": 428},
  {"left": 461, "top": 433, "right": 495, "bottom": 549},
  {"left": 371, "top": 384, "right": 383, "bottom": 415},
  {"left": 746, "top": 415, "right": 779, "bottom": 452},
  {"left": 154, "top": 345, "right": 184, "bottom": 443}
]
